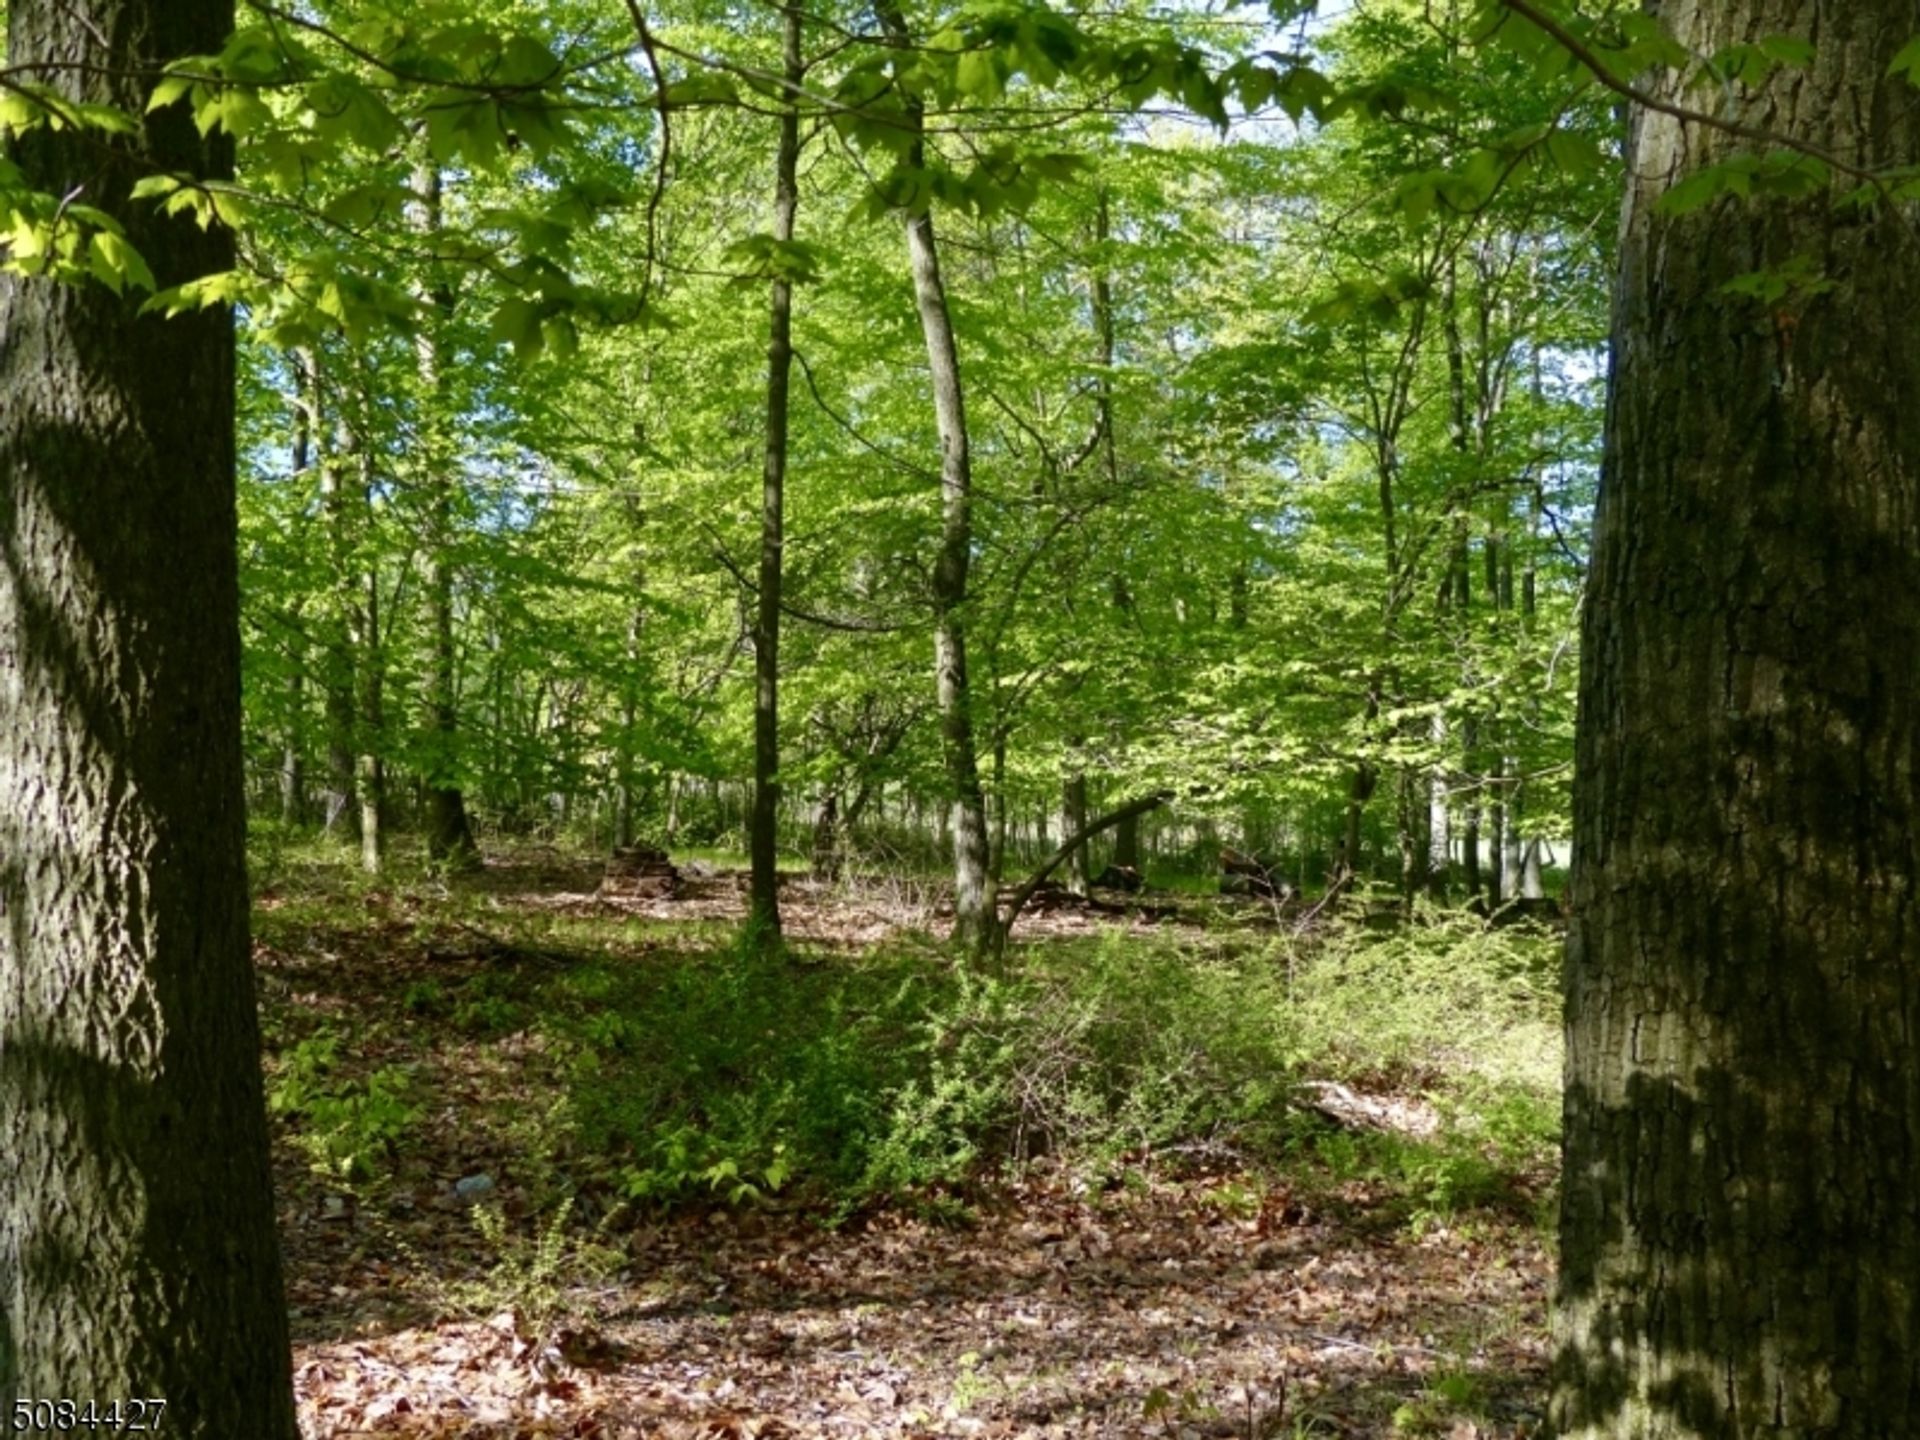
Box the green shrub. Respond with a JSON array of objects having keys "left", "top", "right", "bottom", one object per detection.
[
  {"left": 1282, "top": 907, "right": 1559, "bottom": 1095},
  {"left": 268, "top": 1029, "right": 421, "bottom": 1180},
  {"left": 529, "top": 910, "right": 1559, "bottom": 1217}
]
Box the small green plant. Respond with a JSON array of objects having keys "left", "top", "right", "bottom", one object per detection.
[
  {"left": 460, "top": 1197, "right": 585, "bottom": 1334},
  {"left": 454, "top": 973, "right": 528, "bottom": 1036},
  {"left": 268, "top": 1030, "right": 421, "bottom": 1180},
  {"left": 1391, "top": 1363, "right": 1486, "bottom": 1434},
  {"left": 1202, "top": 1178, "right": 1264, "bottom": 1220}
]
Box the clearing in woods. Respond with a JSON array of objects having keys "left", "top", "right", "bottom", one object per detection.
[{"left": 264, "top": 844, "right": 1559, "bottom": 1439}]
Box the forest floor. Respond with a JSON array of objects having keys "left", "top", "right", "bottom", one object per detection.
[{"left": 257, "top": 846, "right": 1558, "bottom": 1440}]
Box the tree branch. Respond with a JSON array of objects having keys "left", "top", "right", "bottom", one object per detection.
[
  {"left": 997, "top": 791, "right": 1171, "bottom": 945},
  {"left": 1497, "top": 0, "right": 1884, "bottom": 186}
]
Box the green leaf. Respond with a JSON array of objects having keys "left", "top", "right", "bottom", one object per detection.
[
  {"left": 148, "top": 73, "right": 196, "bottom": 113},
  {"left": 489, "top": 296, "right": 544, "bottom": 358},
  {"left": 1890, "top": 34, "right": 1920, "bottom": 85},
  {"left": 88, "top": 230, "right": 155, "bottom": 295}
]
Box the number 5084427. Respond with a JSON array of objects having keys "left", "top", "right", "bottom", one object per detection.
[{"left": 10, "top": 1400, "right": 167, "bottom": 1432}]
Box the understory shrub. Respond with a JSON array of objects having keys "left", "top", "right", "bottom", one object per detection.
[
  {"left": 537, "top": 908, "right": 1561, "bottom": 1214},
  {"left": 267, "top": 1027, "right": 421, "bottom": 1180}
]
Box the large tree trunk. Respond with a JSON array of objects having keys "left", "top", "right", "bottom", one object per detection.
[
  {"left": 749, "top": 5, "right": 804, "bottom": 948},
  {"left": 879, "top": 0, "right": 993, "bottom": 954},
  {"left": 0, "top": 0, "right": 297, "bottom": 1427},
  {"left": 1554, "top": 4, "right": 1920, "bottom": 1434},
  {"left": 412, "top": 164, "right": 479, "bottom": 871}
]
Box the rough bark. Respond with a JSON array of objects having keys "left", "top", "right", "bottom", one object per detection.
[
  {"left": 1554, "top": 4, "right": 1920, "bottom": 1434},
  {"left": 0, "top": 0, "right": 297, "bottom": 1426},
  {"left": 749, "top": 4, "right": 804, "bottom": 947}
]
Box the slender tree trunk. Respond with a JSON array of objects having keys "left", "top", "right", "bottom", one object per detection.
[
  {"left": 1397, "top": 765, "right": 1427, "bottom": 909},
  {"left": 879, "top": 0, "right": 993, "bottom": 954},
  {"left": 412, "top": 164, "right": 479, "bottom": 870},
  {"left": 1520, "top": 835, "right": 1544, "bottom": 901},
  {"left": 318, "top": 366, "right": 358, "bottom": 835},
  {"left": 349, "top": 446, "right": 384, "bottom": 875},
  {"left": 280, "top": 663, "right": 306, "bottom": 823},
  {"left": 1485, "top": 756, "right": 1505, "bottom": 911},
  {"left": 279, "top": 352, "right": 316, "bottom": 826},
  {"left": 1500, "top": 763, "right": 1523, "bottom": 901},
  {"left": 988, "top": 731, "right": 1009, "bottom": 884},
  {"left": 0, "top": 0, "right": 297, "bottom": 1425},
  {"left": 1340, "top": 763, "right": 1373, "bottom": 883},
  {"left": 749, "top": 4, "right": 804, "bottom": 946},
  {"left": 1555, "top": 5, "right": 1920, "bottom": 1432},
  {"left": 1093, "top": 188, "right": 1143, "bottom": 888},
  {"left": 613, "top": 614, "right": 641, "bottom": 851},
  {"left": 1062, "top": 767, "right": 1090, "bottom": 896},
  {"left": 811, "top": 791, "right": 841, "bottom": 879}
]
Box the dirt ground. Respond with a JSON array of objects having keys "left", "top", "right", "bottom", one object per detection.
[{"left": 261, "top": 855, "right": 1553, "bottom": 1439}]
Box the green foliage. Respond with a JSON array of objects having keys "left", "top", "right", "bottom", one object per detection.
[
  {"left": 454, "top": 1197, "right": 601, "bottom": 1334},
  {"left": 1283, "top": 906, "right": 1560, "bottom": 1096},
  {"left": 267, "top": 1028, "right": 422, "bottom": 1180},
  {"left": 546, "top": 937, "right": 909, "bottom": 1206},
  {"left": 869, "top": 932, "right": 1303, "bottom": 1190},
  {"left": 453, "top": 973, "right": 529, "bottom": 1036},
  {"left": 526, "top": 905, "right": 1556, "bottom": 1217}
]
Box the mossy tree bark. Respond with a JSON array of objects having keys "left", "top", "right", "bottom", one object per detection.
[
  {"left": 1554, "top": 3, "right": 1920, "bottom": 1434},
  {"left": 0, "top": 0, "right": 298, "bottom": 1429}
]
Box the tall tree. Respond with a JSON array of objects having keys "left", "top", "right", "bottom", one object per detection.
[
  {"left": 0, "top": 0, "right": 298, "bottom": 1427},
  {"left": 749, "top": 2, "right": 806, "bottom": 947},
  {"left": 411, "top": 162, "right": 481, "bottom": 871},
  {"left": 1552, "top": 2, "right": 1920, "bottom": 1433},
  {"left": 877, "top": 0, "right": 995, "bottom": 954}
]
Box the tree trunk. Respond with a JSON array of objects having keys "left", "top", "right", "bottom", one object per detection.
[
  {"left": 1427, "top": 716, "right": 1450, "bottom": 893},
  {"left": 1112, "top": 808, "right": 1141, "bottom": 871},
  {"left": 988, "top": 731, "right": 1009, "bottom": 884},
  {"left": 1061, "top": 767, "right": 1090, "bottom": 897},
  {"left": 355, "top": 567, "right": 385, "bottom": 875},
  {"left": 1340, "top": 764, "right": 1370, "bottom": 884},
  {"left": 811, "top": 791, "right": 841, "bottom": 879},
  {"left": 412, "top": 163, "right": 479, "bottom": 871},
  {"left": 279, "top": 353, "right": 316, "bottom": 826},
  {"left": 1500, "top": 762, "right": 1523, "bottom": 901},
  {"left": 0, "top": 0, "right": 297, "bottom": 1426},
  {"left": 1485, "top": 756, "right": 1505, "bottom": 911},
  {"left": 1554, "top": 5, "right": 1920, "bottom": 1433},
  {"left": 349, "top": 448, "right": 384, "bottom": 875},
  {"left": 749, "top": 5, "right": 804, "bottom": 947},
  {"left": 319, "top": 365, "right": 358, "bottom": 836},
  {"left": 1396, "top": 764, "right": 1427, "bottom": 910},
  {"left": 879, "top": 0, "right": 993, "bottom": 955}
]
